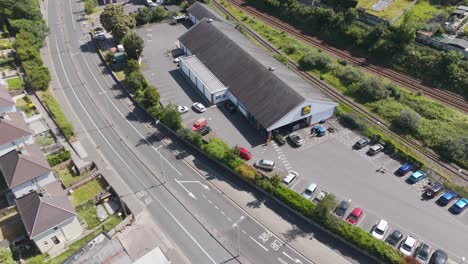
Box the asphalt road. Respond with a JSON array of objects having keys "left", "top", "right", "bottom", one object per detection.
[{"left": 41, "top": 1, "right": 366, "bottom": 264}]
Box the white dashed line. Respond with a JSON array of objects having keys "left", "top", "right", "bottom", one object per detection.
[
  {"left": 241, "top": 230, "right": 247, "bottom": 234},
  {"left": 221, "top": 211, "right": 225, "bottom": 216},
  {"left": 202, "top": 194, "right": 206, "bottom": 199},
  {"left": 249, "top": 236, "right": 269, "bottom": 251},
  {"left": 208, "top": 200, "right": 213, "bottom": 204},
  {"left": 227, "top": 217, "right": 232, "bottom": 222},
  {"left": 214, "top": 205, "right": 219, "bottom": 210}
]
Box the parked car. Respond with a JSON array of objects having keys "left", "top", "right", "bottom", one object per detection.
[
  {"left": 353, "top": 137, "right": 370, "bottom": 149},
  {"left": 367, "top": 144, "right": 384, "bottom": 156},
  {"left": 313, "top": 190, "right": 328, "bottom": 204},
  {"left": 371, "top": 219, "right": 389, "bottom": 240},
  {"left": 415, "top": 243, "right": 431, "bottom": 263},
  {"left": 399, "top": 236, "right": 417, "bottom": 256},
  {"left": 191, "top": 118, "right": 207, "bottom": 132},
  {"left": 311, "top": 126, "right": 325, "bottom": 137},
  {"left": 192, "top": 102, "right": 206, "bottom": 112},
  {"left": 95, "top": 32, "right": 106, "bottom": 40},
  {"left": 254, "top": 159, "right": 275, "bottom": 171},
  {"left": 397, "top": 162, "right": 413, "bottom": 175},
  {"left": 237, "top": 146, "right": 252, "bottom": 161},
  {"left": 424, "top": 182, "right": 444, "bottom": 199},
  {"left": 197, "top": 126, "right": 211, "bottom": 136},
  {"left": 449, "top": 198, "right": 467, "bottom": 214},
  {"left": 334, "top": 200, "right": 349, "bottom": 218},
  {"left": 288, "top": 134, "right": 303, "bottom": 147},
  {"left": 301, "top": 183, "right": 318, "bottom": 200},
  {"left": 407, "top": 170, "right": 427, "bottom": 184},
  {"left": 224, "top": 102, "right": 236, "bottom": 113},
  {"left": 177, "top": 105, "right": 189, "bottom": 114},
  {"left": 437, "top": 191, "right": 457, "bottom": 206},
  {"left": 429, "top": 249, "right": 448, "bottom": 264},
  {"left": 386, "top": 230, "right": 403, "bottom": 246},
  {"left": 283, "top": 171, "right": 298, "bottom": 186},
  {"left": 346, "top": 208, "right": 363, "bottom": 225}
]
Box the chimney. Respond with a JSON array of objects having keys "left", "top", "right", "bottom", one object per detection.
[
  {"left": 17, "top": 143, "right": 27, "bottom": 155},
  {"left": 268, "top": 67, "right": 276, "bottom": 71},
  {"left": 207, "top": 18, "right": 213, "bottom": 23}
]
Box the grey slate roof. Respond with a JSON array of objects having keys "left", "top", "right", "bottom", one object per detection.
[
  {"left": 0, "top": 143, "right": 51, "bottom": 188},
  {"left": 186, "top": 2, "right": 229, "bottom": 23},
  {"left": 0, "top": 112, "right": 32, "bottom": 146},
  {"left": 179, "top": 19, "right": 333, "bottom": 130},
  {"left": 442, "top": 37, "right": 468, "bottom": 49},
  {"left": 16, "top": 186, "right": 76, "bottom": 238},
  {"left": 0, "top": 87, "right": 14, "bottom": 108}
]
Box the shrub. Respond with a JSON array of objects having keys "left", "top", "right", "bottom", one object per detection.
[
  {"left": 121, "top": 31, "right": 144, "bottom": 60},
  {"left": 393, "top": 110, "right": 421, "bottom": 133},
  {"left": 203, "top": 138, "right": 233, "bottom": 161},
  {"left": 47, "top": 150, "right": 72, "bottom": 166},
  {"left": 84, "top": 0, "right": 98, "bottom": 15},
  {"left": 40, "top": 92, "right": 75, "bottom": 139},
  {"left": 338, "top": 112, "right": 366, "bottom": 131},
  {"left": 357, "top": 77, "right": 388, "bottom": 102},
  {"left": 23, "top": 61, "right": 51, "bottom": 91},
  {"left": 284, "top": 44, "right": 298, "bottom": 54},
  {"left": 235, "top": 163, "right": 257, "bottom": 181},
  {"left": 443, "top": 181, "right": 468, "bottom": 198},
  {"left": 273, "top": 53, "right": 288, "bottom": 66},
  {"left": 335, "top": 66, "right": 363, "bottom": 85},
  {"left": 438, "top": 136, "right": 468, "bottom": 168},
  {"left": 299, "top": 51, "right": 333, "bottom": 71},
  {"left": 160, "top": 104, "right": 183, "bottom": 131},
  {"left": 272, "top": 184, "right": 315, "bottom": 218},
  {"left": 150, "top": 7, "right": 169, "bottom": 23}
]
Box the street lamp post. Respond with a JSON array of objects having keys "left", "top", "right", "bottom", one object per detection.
[
  {"left": 232, "top": 216, "right": 245, "bottom": 257},
  {"left": 460, "top": 257, "right": 465, "bottom": 264}
]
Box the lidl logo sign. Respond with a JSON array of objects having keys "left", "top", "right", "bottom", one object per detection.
[{"left": 301, "top": 105, "right": 311, "bottom": 116}]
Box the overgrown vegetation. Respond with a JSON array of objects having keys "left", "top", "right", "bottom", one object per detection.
[
  {"left": 77, "top": 201, "right": 100, "bottom": 228},
  {"left": 242, "top": 0, "right": 468, "bottom": 98},
  {"left": 131, "top": 6, "right": 169, "bottom": 26},
  {"left": 84, "top": 0, "right": 98, "bottom": 15},
  {"left": 38, "top": 91, "right": 75, "bottom": 140},
  {"left": 222, "top": 2, "right": 468, "bottom": 169},
  {"left": 47, "top": 149, "right": 72, "bottom": 167}
]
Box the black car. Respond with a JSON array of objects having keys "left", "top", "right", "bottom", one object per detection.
[
  {"left": 224, "top": 102, "right": 236, "bottom": 113},
  {"left": 197, "top": 126, "right": 211, "bottom": 136},
  {"left": 429, "top": 249, "right": 448, "bottom": 264},
  {"left": 386, "top": 230, "right": 403, "bottom": 246},
  {"left": 353, "top": 137, "right": 370, "bottom": 149},
  {"left": 334, "top": 200, "right": 349, "bottom": 218},
  {"left": 288, "top": 134, "right": 303, "bottom": 147},
  {"left": 424, "top": 182, "right": 444, "bottom": 199},
  {"left": 415, "top": 243, "right": 431, "bottom": 262}
]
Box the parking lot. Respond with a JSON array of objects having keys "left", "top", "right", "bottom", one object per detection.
[{"left": 137, "top": 22, "right": 468, "bottom": 261}]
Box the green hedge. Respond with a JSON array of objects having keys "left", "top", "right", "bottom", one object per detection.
[
  {"left": 39, "top": 92, "right": 75, "bottom": 140},
  {"left": 47, "top": 150, "right": 71, "bottom": 166}
]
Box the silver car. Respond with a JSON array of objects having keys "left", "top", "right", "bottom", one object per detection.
[
  {"left": 254, "top": 159, "right": 275, "bottom": 171},
  {"left": 301, "top": 183, "right": 317, "bottom": 200}
]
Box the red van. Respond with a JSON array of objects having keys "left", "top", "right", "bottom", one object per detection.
[{"left": 191, "top": 118, "right": 207, "bottom": 132}]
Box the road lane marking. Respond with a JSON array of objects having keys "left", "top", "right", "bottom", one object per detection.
[
  {"left": 283, "top": 251, "right": 303, "bottom": 263},
  {"left": 54, "top": 38, "right": 216, "bottom": 263},
  {"left": 227, "top": 217, "right": 232, "bottom": 222},
  {"left": 249, "top": 236, "right": 269, "bottom": 251},
  {"left": 67, "top": 0, "right": 76, "bottom": 31},
  {"left": 214, "top": 205, "right": 219, "bottom": 210},
  {"left": 220, "top": 211, "right": 225, "bottom": 216},
  {"left": 241, "top": 230, "right": 247, "bottom": 234},
  {"left": 208, "top": 200, "right": 213, "bottom": 204},
  {"left": 175, "top": 179, "right": 197, "bottom": 199},
  {"left": 277, "top": 258, "right": 288, "bottom": 264}
]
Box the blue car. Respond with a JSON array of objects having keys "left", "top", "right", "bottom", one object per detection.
[
  {"left": 397, "top": 163, "right": 413, "bottom": 175},
  {"left": 437, "top": 191, "right": 457, "bottom": 206},
  {"left": 449, "top": 198, "right": 467, "bottom": 214},
  {"left": 407, "top": 170, "right": 427, "bottom": 184}
]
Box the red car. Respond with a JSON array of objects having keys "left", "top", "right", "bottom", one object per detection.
[
  {"left": 237, "top": 146, "right": 252, "bottom": 160},
  {"left": 191, "top": 118, "right": 207, "bottom": 132},
  {"left": 346, "top": 207, "right": 363, "bottom": 225}
]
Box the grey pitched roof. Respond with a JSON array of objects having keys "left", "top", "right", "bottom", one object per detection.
[
  {"left": 186, "top": 2, "right": 229, "bottom": 23},
  {"left": 442, "top": 37, "right": 468, "bottom": 49},
  {"left": 0, "top": 143, "right": 51, "bottom": 188},
  {"left": 16, "top": 187, "right": 76, "bottom": 238},
  {"left": 0, "top": 112, "right": 32, "bottom": 146},
  {"left": 179, "top": 19, "right": 333, "bottom": 129},
  {"left": 0, "top": 88, "right": 14, "bottom": 108}
]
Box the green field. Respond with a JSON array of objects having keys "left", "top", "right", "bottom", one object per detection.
[{"left": 357, "top": 0, "right": 414, "bottom": 20}]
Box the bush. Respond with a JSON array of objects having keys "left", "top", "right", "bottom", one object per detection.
[
  {"left": 40, "top": 92, "right": 75, "bottom": 139},
  {"left": 84, "top": 0, "right": 98, "bottom": 15},
  {"left": 151, "top": 7, "right": 169, "bottom": 23},
  {"left": 160, "top": 104, "right": 183, "bottom": 131},
  {"left": 203, "top": 137, "right": 233, "bottom": 162},
  {"left": 236, "top": 163, "right": 257, "bottom": 181},
  {"left": 23, "top": 61, "right": 51, "bottom": 91},
  {"left": 438, "top": 136, "right": 468, "bottom": 168},
  {"left": 299, "top": 51, "right": 333, "bottom": 71},
  {"left": 121, "top": 31, "right": 144, "bottom": 60},
  {"left": 335, "top": 66, "right": 363, "bottom": 85},
  {"left": 393, "top": 110, "right": 421, "bottom": 133},
  {"left": 338, "top": 112, "right": 366, "bottom": 131},
  {"left": 47, "top": 150, "right": 72, "bottom": 166},
  {"left": 272, "top": 184, "right": 315, "bottom": 218},
  {"left": 0, "top": 248, "right": 15, "bottom": 264},
  {"left": 273, "top": 53, "right": 288, "bottom": 66},
  {"left": 357, "top": 77, "right": 388, "bottom": 102}
]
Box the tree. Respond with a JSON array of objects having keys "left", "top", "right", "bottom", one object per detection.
[
  {"left": 299, "top": 51, "right": 333, "bottom": 71},
  {"left": 439, "top": 136, "right": 468, "bottom": 167},
  {"left": 10, "top": 19, "right": 48, "bottom": 48},
  {"left": 10, "top": 0, "right": 42, "bottom": 20},
  {"left": 126, "top": 70, "right": 147, "bottom": 93},
  {"left": 203, "top": 138, "right": 231, "bottom": 161},
  {"left": 16, "top": 46, "right": 42, "bottom": 64},
  {"left": 121, "top": 31, "right": 144, "bottom": 60},
  {"left": 84, "top": 0, "right": 98, "bottom": 15},
  {"left": 357, "top": 77, "right": 388, "bottom": 101},
  {"left": 0, "top": 248, "right": 15, "bottom": 264},
  {"left": 137, "top": 86, "right": 160, "bottom": 109},
  {"left": 135, "top": 7, "right": 152, "bottom": 25},
  {"left": 160, "top": 104, "right": 183, "bottom": 131},
  {"left": 313, "top": 194, "right": 339, "bottom": 229},
  {"left": 125, "top": 59, "right": 140, "bottom": 75},
  {"left": 335, "top": 66, "right": 363, "bottom": 85},
  {"left": 23, "top": 62, "right": 51, "bottom": 91},
  {"left": 100, "top": 5, "right": 136, "bottom": 41},
  {"left": 150, "top": 7, "right": 169, "bottom": 23},
  {"left": 393, "top": 110, "right": 421, "bottom": 133}
]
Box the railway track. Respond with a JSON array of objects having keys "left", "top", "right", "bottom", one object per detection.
[
  {"left": 225, "top": 0, "right": 468, "bottom": 113},
  {"left": 212, "top": 0, "right": 468, "bottom": 183}
]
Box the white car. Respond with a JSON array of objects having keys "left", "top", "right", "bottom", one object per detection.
[
  {"left": 192, "top": 102, "right": 206, "bottom": 113},
  {"left": 313, "top": 190, "right": 328, "bottom": 204},
  {"left": 371, "top": 219, "right": 389, "bottom": 240},
  {"left": 399, "top": 236, "right": 417, "bottom": 256},
  {"left": 147, "top": 0, "right": 157, "bottom": 7},
  {"left": 301, "top": 183, "right": 317, "bottom": 200},
  {"left": 282, "top": 171, "right": 298, "bottom": 186},
  {"left": 177, "top": 105, "right": 189, "bottom": 114}
]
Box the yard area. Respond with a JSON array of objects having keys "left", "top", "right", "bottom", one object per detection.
[
  {"left": 15, "top": 96, "right": 39, "bottom": 117},
  {"left": 357, "top": 0, "right": 414, "bottom": 19},
  {"left": 55, "top": 166, "right": 81, "bottom": 188},
  {"left": 76, "top": 201, "right": 100, "bottom": 228},
  {"left": 6, "top": 76, "right": 23, "bottom": 90},
  {"left": 70, "top": 179, "right": 106, "bottom": 206},
  {"left": 34, "top": 132, "right": 55, "bottom": 147},
  {"left": 0, "top": 57, "right": 15, "bottom": 71}
]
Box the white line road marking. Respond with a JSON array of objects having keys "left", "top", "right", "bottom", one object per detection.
[
  {"left": 202, "top": 194, "right": 206, "bottom": 199},
  {"left": 241, "top": 230, "right": 247, "bottom": 234},
  {"left": 232, "top": 216, "right": 245, "bottom": 228},
  {"left": 227, "top": 217, "right": 232, "bottom": 222},
  {"left": 278, "top": 155, "right": 286, "bottom": 160},
  {"left": 277, "top": 257, "right": 288, "bottom": 264},
  {"left": 220, "top": 211, "right": 225, "bottom": 216},
  {"left": 175, "top": 179, "right": 197, "bottom": 200},
  {"left": 208, "top": 200, "right": 213, "bottom": 204},
  {"left": 67, "top": 0, "right": 76, "bottom": 30},
  {"left": 249, "top": 236, "right": 269, "bottom": 251},
  {"left": 177, "top": 180, "right": 210, "bottom": 190},
  {"left": 283, "top": 251, "right": 303, "bottom": 263},
  {"left": 214, "top": 205, "right": 219, "bottom": 210},
  {"left": 290, "top": 178, "right": 301, "bottom": 189},
  {"left": 54, "top": 38, "right": 216, "bottom": 263}
]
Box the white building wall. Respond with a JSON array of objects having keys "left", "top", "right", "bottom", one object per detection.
[
  {"left": 226, "top": 91, "right": 238, "bottom": 105},
  {"left": 212, "top": 91, "right": 228, "bottom": 104},
  {"left": 12, "top": 171, "right": 56, "bottom": 199},
  {"left": 0, "top": 105, "right": 16, "bottom": 114},
  {"left": 33, "top": 216, "right": 83, "bottom": 254},
  {"left": 0, "top": 135, "right": 34, "bottom": 157},
  {"left": 267, "top": 100, "right": 337, "bottom": 131}
]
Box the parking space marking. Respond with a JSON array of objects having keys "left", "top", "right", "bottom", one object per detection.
[
  {"left": 356, "top": 213, "right": 367, "bottom": 227},
  {"left": 290, "top": 178, "right": 301, "bottom": 189}
]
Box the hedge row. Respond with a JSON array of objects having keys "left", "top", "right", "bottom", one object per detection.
[
  {"left": 47, "top": 150, "right": 72, "bottom": 167},
  {"left": 39, "top": 92, "right": 75, "bottom": 140}
]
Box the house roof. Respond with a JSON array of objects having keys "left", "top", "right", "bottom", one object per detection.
[
  {"left": 442, "top": 37, "right": 468, "bottom": 50},
  {"left": 0, "top": 88, "right": 14, "bottom": 108},
  {"left": 179, "top": 19, "right": 333, "bottom": 130},
  {"left": 16, "top": 185, "right": 76, "bottom": 238},
  {"left": 0, "top": 112, "right": 32, "bottom": 146},
  {"left": 186, "top": 2, "right": 229, "bottom": 23},
  {"left": 0, "top": 143, "right": 51, "bottom": 188}
]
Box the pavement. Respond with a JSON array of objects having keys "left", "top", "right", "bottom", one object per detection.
[{"left": 38, "top": 1, "right": 380, "bottom": 264}]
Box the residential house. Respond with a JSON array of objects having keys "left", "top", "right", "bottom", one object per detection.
[
  {"left": 416, "top": 31, "right": 468, "bottom": 58},
  {"left": 16, "top": 181, "right": 83, "bottom": 255},
  {"left": 0, "top": 112, "right": 34, "bottom": 156},
  {"left": 0, "top": 87, "right": 15, "bottom": 114},
  {"left": 0, "top": 143, "right": 55, "bottom": 199}
]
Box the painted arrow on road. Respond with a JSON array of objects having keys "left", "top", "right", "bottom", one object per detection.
[
  {"left": 175, "top": 179, "right": 197, "bottom": 199},
  {"left": 282, "top": 252, "right": 303, "bottom": 264},
  {"left": 177, "top": 180, "right": 210, "bottom": 191}
]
